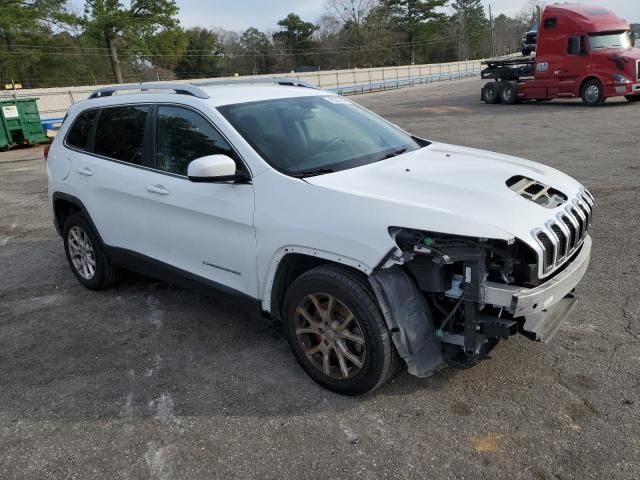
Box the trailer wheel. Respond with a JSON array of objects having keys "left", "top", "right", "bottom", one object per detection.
[
  {"left": 500, "top": 82, "right": 518, "bottom": 105},
  {"left": 581, "top": 79, "right": 606, "bottom": 106},
  {"left": 625, "top": 95, "right": 640, "bottom": 103},
  {"left": 483, "top": 82, "right": 500, "bottom": 104}
]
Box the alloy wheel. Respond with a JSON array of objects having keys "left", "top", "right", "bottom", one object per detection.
[
  {"left": 294, "top": 293, "right": 366, "bottom": 380},
  {"left": 67, "top": 226, "right": 96, "bottom": 280},
  {"left": 585, "top": 85, "right": 600, "bottom": 103}
]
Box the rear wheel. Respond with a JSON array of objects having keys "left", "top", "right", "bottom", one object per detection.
[
  {"left": 483, "top": 82, "right": 500, "bottom": 104},
  {"left": 63, "top": 213, "right": 120, "bottom": 290},
  {"left": 625, "top": 95, "right": 640, "bottom": 103},
  {"left": 581, "top": 79, "right": 606, "bottom": 106},
  {"left": 283, "top": 265, "right": 400, "bottom": 395},
  {"left": 500, "top": 81, "right": 518, "bottom": 105}
]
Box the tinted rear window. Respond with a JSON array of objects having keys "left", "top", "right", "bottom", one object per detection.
[
  {"left": 94, "top": 106, "right": 148, "bottom": 164},
  {"left": 66, "top": 109, "right": 97, "bottom": 150}
]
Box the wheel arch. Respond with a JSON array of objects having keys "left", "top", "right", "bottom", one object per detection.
[
  {"left": 52, "top": 192, "right": 104, "bottom": 246},
  {"left": 579, "top": 75, "right": 604, "bottom": 95},
  {"left": 263, "top": 247, "right": 373, "bottom": 321}
]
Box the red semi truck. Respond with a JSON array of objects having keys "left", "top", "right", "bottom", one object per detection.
[{"left": 481, "top": 4, "right": 640, "bottom": 106}]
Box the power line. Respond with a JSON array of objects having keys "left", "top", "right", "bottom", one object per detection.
[{"left": 0, "top": 30, "right": 492, "bottom": 58}]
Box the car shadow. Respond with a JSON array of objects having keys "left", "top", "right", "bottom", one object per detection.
[{"left": 0, "top": 247, "right": 456, "bottom": 423}]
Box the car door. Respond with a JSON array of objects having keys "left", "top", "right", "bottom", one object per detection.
[
  {"left": 69, "top": 104, "right": 158, "bottom": 258},
  {"left": 141, "top": 104, "right": 257, "bottom": 298}
]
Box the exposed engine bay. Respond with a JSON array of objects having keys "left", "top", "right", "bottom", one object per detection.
[{"left": 369, "top": 226, "right": 591, "bottom": 377}]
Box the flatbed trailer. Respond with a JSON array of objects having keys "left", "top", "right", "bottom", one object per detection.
[{"left": 480, "top": 4, "right": 640, "bottom": 107}]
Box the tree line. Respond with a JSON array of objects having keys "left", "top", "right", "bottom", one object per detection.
[{"left": 0, "top": 0, "right": 543, "bottom": 89}]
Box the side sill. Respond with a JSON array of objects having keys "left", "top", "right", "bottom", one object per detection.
[{"left": 106, "top": 246, "right": 262, "bottom": 317}]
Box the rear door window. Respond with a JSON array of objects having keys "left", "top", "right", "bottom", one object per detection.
[
  {"left": 66, "top": 109, "right": 98, "bottom": 150},
  {"left": 94, "top": 106, "right": 148, "bottom": 165}
]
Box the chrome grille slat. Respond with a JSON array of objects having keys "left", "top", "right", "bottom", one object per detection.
[
  {"left": 581, "top": 191, "right": 594, "bottom": 208},
  {"left": 551, "top": 221, "right": 570, "bottom": 259},
  {"left": 570, "top": 206, "right": 586, "bottom": 239},
  {"left": 532, "top": 192, "right": 594, "bottom": 277},
  {"left": 577, "top": 198, "right": 591, "bottom": 226},
  {"left": 561, "top": 213, "right": 579, "bottom": 250}
]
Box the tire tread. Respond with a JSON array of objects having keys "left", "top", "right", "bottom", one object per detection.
[{"left": 293, "top": 264, "right": 401, "bottom": 394}]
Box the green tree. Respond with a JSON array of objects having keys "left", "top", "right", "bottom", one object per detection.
[
  {"left": 381, "top": 0, "right": 447, "bottom": 64},
  {"left": 0, "top": 0, "right": 70, "bottom": 86},
  {"left": 83, "top": 0, "right": 181, "bottom": 83},
  {"left": 240, "top": 27, "right": 273, "bottom": 74},
  {"left": 175, "top": 27, "right": 221, "bottom": 79},
  {"left": 450, "top": 0, "right": 489, "bottom": 60},
  {"left": 272, "top": 13, "right": 318, "bottom": 68}
]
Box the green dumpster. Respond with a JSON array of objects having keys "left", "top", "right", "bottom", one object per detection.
[{"left": 0, "top": 98, "right": 48, "bottom": 149}]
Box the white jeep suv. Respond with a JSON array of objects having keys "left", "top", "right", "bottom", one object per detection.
[{"left": 47, "top": 80, "right": 593, "bottom": 395}]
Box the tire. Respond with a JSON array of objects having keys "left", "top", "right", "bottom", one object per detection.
[
  {"left": 625, "top": 95, "right": 640, "bottom": 103},
  {"left": 500, "top": 81, "right": 518, "bottom": 105},
  {"left": 581, "top": 79, "right": 606, "bottom": 106},
  {"left": 63, "top": 213, "right": 120, "bottom": 290},
  {"left": 283, "top": 264, "right": 401, "bottom": 395},
  {"left": 522, "top": 48, "right": 530, "bottom": 56},
  {"left": 483, "top": 82, "right": 500, "bottom": 105}
]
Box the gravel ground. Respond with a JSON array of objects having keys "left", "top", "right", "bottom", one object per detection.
[{"left": 0, "top": 78, "right": 638, "bottom": 479}]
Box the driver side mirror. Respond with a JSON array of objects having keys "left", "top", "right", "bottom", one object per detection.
[{"left": 187, "top": 155, "right": 249, "bottom": 183}]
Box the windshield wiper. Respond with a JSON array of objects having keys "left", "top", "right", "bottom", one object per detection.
[
  {"left": 379, "top": 148, "right": 408, "bottom": 161},
  {"left": 293, "top": 168, "right": 335, "bottom": 178}
]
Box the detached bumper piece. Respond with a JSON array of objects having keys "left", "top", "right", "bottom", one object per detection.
[
  {"left": 482, "top": 235, "right": 591, "bottom": 341},
  {"left": 522, "top": 293, "right": 577, "bottom": 343}
]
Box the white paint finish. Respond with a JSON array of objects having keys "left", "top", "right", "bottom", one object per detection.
[
  {"left": 49, "top": 84, "right": 589, "bottom": 313},
  {"left": 306, "top": 141, "right": 584, "bottom": 254},
  {"left": 140, "top": 168, "right": 257, "bottom": 295}
]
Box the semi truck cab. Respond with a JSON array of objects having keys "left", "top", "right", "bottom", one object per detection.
[{"left": 482, "top": 5, "right": 640, "bottom": 106}]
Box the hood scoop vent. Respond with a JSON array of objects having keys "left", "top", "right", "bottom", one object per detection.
[{"left": 506, "top": 175, "right": 567, "bottom": 209}]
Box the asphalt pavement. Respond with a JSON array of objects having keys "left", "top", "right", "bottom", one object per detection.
[{"left": 0, "top": 77, "right": 638, "bottom": 479}]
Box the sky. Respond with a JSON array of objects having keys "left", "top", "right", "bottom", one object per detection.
[{"left": 171, "top": 0, "right": 639, "bottom": 31}]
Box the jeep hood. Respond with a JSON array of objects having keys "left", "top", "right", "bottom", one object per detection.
[{"left": 305, "top": 143, "right": 585, "bottom": 245}]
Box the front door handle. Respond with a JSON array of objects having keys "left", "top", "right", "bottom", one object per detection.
[
  {"left": 145, "top": 184, "right": 170, "bottom": 196},
  {"left": 76, "top": 167, "right": 93, "bottom": 177}
]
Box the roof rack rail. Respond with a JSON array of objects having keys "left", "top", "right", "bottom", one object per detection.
[
  {"left": 89, "top": 83, "right": 209, "bottom": 99},
  {"left": 193, "top": 78, "right": 318, "bottom": 89}
]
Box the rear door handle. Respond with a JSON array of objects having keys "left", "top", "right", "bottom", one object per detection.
[
  {"left": 76, "top": 167, "right": 93, "bottom": 177},
  {"left": 145, "top": 184, "right": 170, "bottom": 196}
]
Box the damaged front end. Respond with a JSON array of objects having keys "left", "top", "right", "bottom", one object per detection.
[{"left": 369, "top": 227, "right": 591, "bottom": 377}]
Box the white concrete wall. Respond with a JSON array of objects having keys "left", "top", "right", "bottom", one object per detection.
[{"left": 0, "top": 60, "right": 482, "bottom": 120}]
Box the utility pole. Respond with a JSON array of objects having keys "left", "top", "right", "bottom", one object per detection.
[{"left": 488, "top": 4, "right": 496, "bottom": 58}]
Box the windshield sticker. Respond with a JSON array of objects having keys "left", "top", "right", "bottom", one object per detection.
[
  {"left": 537, "top": 62, "right": 549, "bottom": 72},
  {"left": 325, "top": 96, "right": 352, "bottom": 104}
]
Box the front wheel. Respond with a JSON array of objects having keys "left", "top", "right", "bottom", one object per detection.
[
  {"left": 581, "top": 79, "right": 606, "bottom": 106},
  {"left": 283, "top": 265, "right": 400, "bottom": 395},
  {"left": 625, "top": 95, "right": 640, "bottom": 103}
]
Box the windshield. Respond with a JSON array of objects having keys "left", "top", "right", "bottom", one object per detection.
[
  {"left": 589, "top": 30, "right": 632, "bottom": 50},
  {"left": 218, "top": 96, "right": 422, "bottom": 176}
]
